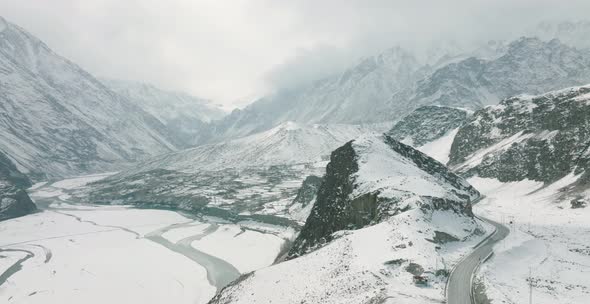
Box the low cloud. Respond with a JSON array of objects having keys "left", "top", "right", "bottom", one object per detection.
[{"left": 1, "top": 0, "right": 589, "bottom": 106}]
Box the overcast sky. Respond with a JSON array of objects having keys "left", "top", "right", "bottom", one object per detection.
[{"left": 1, "top": 0, "right": 589, "bottom": 108}]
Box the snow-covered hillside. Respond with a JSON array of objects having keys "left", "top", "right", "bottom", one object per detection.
[
  {"left": 470, "top": 174, "right": 590, "bottom": 304},
  {"left": 123, "top": 122, "right": 380, "bottom": 173},
  {"left": 209, "top": 37, "right": 590, "bottom": 141},
  {"left": 209, "top": 47, "right": 426, "bottom": 140},
  {"left": 388, "top": 106, "right": 470, "bottom": 164},
  {"left": 0, "top": 17, "right": 183, "bottom": 180},
  {"left": 209, "top": 134, "right": 487, "bottom": 304},
  {"left": 409, "top": 38, "right": 590, "bottom": 110},
  {"left": 449, "top": 84, "right": 590, "bottom": 189},
  {"left": 68, "top": 123, "right": 385, "bottom": 223},
  {"left": 103, "top": 79, "right": 226, "bottom": 146}
]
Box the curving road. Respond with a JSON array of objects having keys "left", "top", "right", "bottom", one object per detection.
[{"left": 447, "top": 217, "right": 510, "bottom": 304}]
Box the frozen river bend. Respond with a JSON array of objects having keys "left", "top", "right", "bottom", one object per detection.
[{"left": 0, "top": 174, "right": 291, "bottom": 304}]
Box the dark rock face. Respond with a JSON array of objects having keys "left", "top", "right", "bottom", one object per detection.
[
  {"left": 287, "top": 142, "right": 359, "bottom": 259},
  {"left": 0, "top": 151, "right": 36, "bottom": 221},
  {"left": 449, "top": 86, "right": 590, "bottom": 184},
  {"left": 0, "top": 183, "right": 36, "bottom": 221},
  {"left": 287, "top": 135, "right": 478, "bottom": 259},
  {"left": 0, "top": 151, "right": 31, "bottom": 188},
  {"left": 291, "top": 175, "right": 323, "bottom": 207},
  {"left": 388, "top": 106, "right": 469, "bottom": 147}
]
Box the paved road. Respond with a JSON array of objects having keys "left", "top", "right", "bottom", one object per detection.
[{"left": 447, "top": 217, "right": 510, "bottom": 304}]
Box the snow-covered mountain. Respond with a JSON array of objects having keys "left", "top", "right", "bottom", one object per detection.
[
  {"left": 124, "top": 122, "right": 380, "bottom": 173},
  {"left": 103, "top": 79, "right": 226, "bottom": 146},
  {"left": 0, "top": 17, "right": 184, "bottom": 180},
  {"left": 449, "top": 85, "right": 590, "bottom": 188},
  {"left": 208, "top": 47, "right": 426, "bottom": 140},
  {"left": 388, "top": 106, "right": 470, "bottom": 164},
  {"left": 209, "top": 37, "right": 590, "bottom": 142},
  {"left": 408, "top": 37, "right": 590, "bottom": 110},
  {"left": 209, "top": 134, "right": 485, "bottom": 304},
  {"left": 442, "top": 85, "right": 590, "bottom": 304},
  {"left": 71, "top": 123, "right": 385, "bottom": 223}
]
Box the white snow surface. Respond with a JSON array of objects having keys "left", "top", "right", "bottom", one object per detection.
[
  {"left": 191, "top": 224, "right": 284, "bottom": 273},
  {"left": 416, "top": 128, "right": 459, "bottom": 164},
  {"left": 0, "top": 174, "right": 292, "bottom": 304},
  {"left": 470, "top": 174, "right": 590, "bottom": 304},
  {"left": 351, "top": 134, "right": 476, "bottom": 202},
  {"left": 0, "top": 208, "right": 216, "bottom": 304},
  {"left": 213, "top": 205, "right": 488, "bottom": 304}
]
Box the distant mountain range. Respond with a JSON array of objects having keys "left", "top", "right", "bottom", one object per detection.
[
  {"left": 207, "top": 36, "right": 590, "bottom": 141},
  {"left": 0, "top": 16, "right": 222, "bottom": 180},
  {"left": 102, "top": 79, "right": 225, "bottom": 146}
]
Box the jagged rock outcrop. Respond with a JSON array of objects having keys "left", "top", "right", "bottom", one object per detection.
[
  {"left": 291, "top": 175, "right": 323, "bottom": 208},
  {"left": 287, "top": 134, "right": 479, "bottom": 258},
  {"left": 388, "top": 106, "right": 469, "bottom": 147},
  {"left": 208, "top": 134, "right": 483, "bottom": 304},
  {"left": 449, "top": 85, "right": 590, "bottom": 185},
  {"left": 0, "top": 151, "right": 36, "bottom": 221}
]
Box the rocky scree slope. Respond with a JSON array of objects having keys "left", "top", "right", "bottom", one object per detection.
[
  {"left": 0, "top": 151, "right": 36, "bottom": 221},
  {"left": 449, "top": 84, "right": 590, "bottom": 189},
  {"left": 208, "top": 134, "right": 483, "bottom": 304},
  {"left": 0, "top": 17, "right": 182, "bottom": 180},
  {"left": 288, "top": 134, "right": 479, "bottom": 258},
  {"left": 388, "top": 105, "right": 469, "bottom": 147}
]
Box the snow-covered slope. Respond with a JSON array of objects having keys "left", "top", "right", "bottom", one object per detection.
[
  {"left": 210, "top": 37, "right": 590, "bottom": 141},
  {"left": 0, "top": 17, "right": 182, "bottom": 180},
  {"left": 449, "top": 85, "right": 590, "bottom": 190},
  {"left": 103, "top": 79, "right": 226, "bottom": 146},
  {"left": 73, "top": 123, "right": 384, "bottom": 222},
  {"left": 469, "top": 174, "right": 590, "bottom": 304},
  {"left": 123, "top": 122, "right": 379, "bottom": 173},
  {"left": 409, "top": 38, "right": 590, "bottom": 109},
  {"left": 388, "top": 106, "right": 470, "bottom": 164},
  {"left": 209, "top": 134, "right": 486, "bottom": 304},
  {"left": 208, "top": 47, "right": 426, "bottom": 140}
]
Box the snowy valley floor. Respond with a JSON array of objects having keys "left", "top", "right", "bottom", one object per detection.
[
  {"left": 0, "top": 174, "right": 291, "bottom": 304},
  {"left": 470, "top": 176, "right": 590, "bottom": 304}
]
